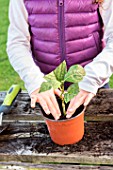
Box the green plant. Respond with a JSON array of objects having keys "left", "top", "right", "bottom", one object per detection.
[{"left": 39, "top": 61, "right": 85, "bottom": 115}]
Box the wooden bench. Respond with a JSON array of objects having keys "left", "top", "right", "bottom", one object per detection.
[{"left": 0, "top": 89, "right": 113, "bottom": 169}]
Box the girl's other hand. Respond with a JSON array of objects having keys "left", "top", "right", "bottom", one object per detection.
[{"left": 66, "top": 89, "right": 95, "bottom": 118}]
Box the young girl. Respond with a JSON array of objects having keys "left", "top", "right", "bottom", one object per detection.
[{"left": 7, "top": 0, "right": 113, "bottom": 120}]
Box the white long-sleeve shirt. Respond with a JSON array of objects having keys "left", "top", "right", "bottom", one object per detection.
[{"left": 7, "top": 0, "right": 113, "bottom": 95}]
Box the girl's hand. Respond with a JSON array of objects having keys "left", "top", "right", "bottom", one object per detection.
[
  {"left": 30, "top": 88, "right": 61, "bottom": 120},
  {"left": 66, "top": 89, "right": 95, "bottom": 118}
]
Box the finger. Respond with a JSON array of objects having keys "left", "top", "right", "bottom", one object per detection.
[
  {"left": 50, "top": 91, "right": 61, "bottom": 117},
  {"left": 84, "top": 93, "right": 95, "bottom": 106},
  {"left": 67, "top": 95, "right": 85, "bottom": 112},
  {"left": 31, "top": 95, "right": 37, "bottom": 108},
  {"left": 45, "top": 96, "right": 60, "bottom": 120},
  {"left": 66, "top": 95, "right": 85, "bottom": 118},
  {"left": 38, "top": 96, "right": 51, "bottom": 115},
  {"left": 54, "top": 89, "right": 62, "bottom": 97}
]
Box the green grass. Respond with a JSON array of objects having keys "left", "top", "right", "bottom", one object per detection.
[
  {"left": 110, "top": 75, "right": 113, "bottom": 88},
  {"left": 0, "top": 0, "right": 113, "bottom": 92},
  {"left": 0, "top": 0, "right": 25, "bottom": 91}
]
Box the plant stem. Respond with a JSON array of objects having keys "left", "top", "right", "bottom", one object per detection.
[{"left": 60, "top": 83, "right": 66, "bottom": 115}]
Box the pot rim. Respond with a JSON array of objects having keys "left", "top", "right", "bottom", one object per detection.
[{"left": 44, "top": 110, "right": 84, "bottom": 122}]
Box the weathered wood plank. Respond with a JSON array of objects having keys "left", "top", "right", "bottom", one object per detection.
[
  {"left": 1, "top": 163, "right": 113, "bottom": 170},
  {"left": 0, "top": 153, "right": 113, "bottom": 165},
  {"left": 0, "top": 123, "right": 46, "bottom": 135},
  {"left": 85, "top": 114, "right": 113, "bottom": 122},
  {"left": 0, "top": 163, "right": 113, "bottom": 170},
  {"left": 3, "top": 114, "right": 43, "bottom": 121},
  {"left": 2, "top": 114, "right": 113, "bottom": 123}
]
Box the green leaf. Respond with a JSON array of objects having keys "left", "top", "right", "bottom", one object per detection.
[
  {"left": 67, "top": 83, "right": 79, "bottom": 94},
  {"left": 64, "top": 65, "right": 85, "bottom": 83},
  {"left": 39, "top": 82, "right": 52, "bottom": 92},
  {"left": 64, "top": 93, "right": 75, "bottom": 104},
  {"left": 39, "top": 61, "right": 67, "bottom": 93},
  {"left": 44, "top": 71, "right": 57, "bottom": 81},
  {"left": 39, "top": 79, "right": 61, "bottom": 92},
  {"left": 64, "top": 84, "right": 79, "bottom": 103},
  {"left": 44, "top": 71, "right": 61, "bottom": 89},
  {"left": 54, "top": 61, "right": 67, "bottom": 82},
  {"left": 49, "top": 79, "right": 61, "bottom": 89}
]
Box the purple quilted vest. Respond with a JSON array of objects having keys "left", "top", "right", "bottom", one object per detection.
[{"left": 24, "top": 0, "right": 103, "bottom": 74}]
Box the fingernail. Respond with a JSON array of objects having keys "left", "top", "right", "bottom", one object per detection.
[
  {"left": 68, "top": 109, "right": 73, "bottom": 112},
  {"left": 59, "top": 113, "right": 61, "bottom": 116},
  {"left": 55, "top": 116, "right": 59, "bottom": 120},
  {"left": 46, "top": 110, "right": 50, "bottom": 115},
  {"left": 66, "top": 111, "right": 72, "bottom": 115},
  {"left": 31, "top": 104, "right": 35, "bottom": 108},
  {"left": 66, "top": 114, "right": 71, "bottom": 118},
  {"left": 84, "top": 102, "right": 88, "bottom": 106}
]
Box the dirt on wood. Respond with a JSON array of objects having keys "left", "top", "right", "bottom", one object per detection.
[{"left": 0, "top": 121, "right": 113, "bottom": 157}]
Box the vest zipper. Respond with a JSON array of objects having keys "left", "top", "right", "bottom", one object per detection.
[{"left": 58, "top": 0, "right": 65, "bottom": 62}]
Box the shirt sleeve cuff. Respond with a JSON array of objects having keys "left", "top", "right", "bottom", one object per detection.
[
  {"left": 25, "top": 76, "right": 45, "bottom": 96},
  {"left": 79, "top": 77, "right": 109, "bottom": 95},
  {"left": 78, "top": 78, "right": 100, "bottom": 95}
]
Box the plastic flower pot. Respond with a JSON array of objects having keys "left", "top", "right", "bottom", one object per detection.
[
  {"left": 39, "top": 61, "right": 86, "bottom": 145},
  {"left": 42, "top": 105, "right": 84, "bottom": 146}
]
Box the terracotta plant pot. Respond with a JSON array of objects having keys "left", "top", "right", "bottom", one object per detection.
[
  {"left": 45, "top": 111, "right": 84, "bottom": 145},
  {"left": 43, "top": 107, "right": 84, "bottom": 145}
]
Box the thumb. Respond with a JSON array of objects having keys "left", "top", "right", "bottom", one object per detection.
[{"left": 84, "top": 93, "right": 95, "bottom": 106}]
